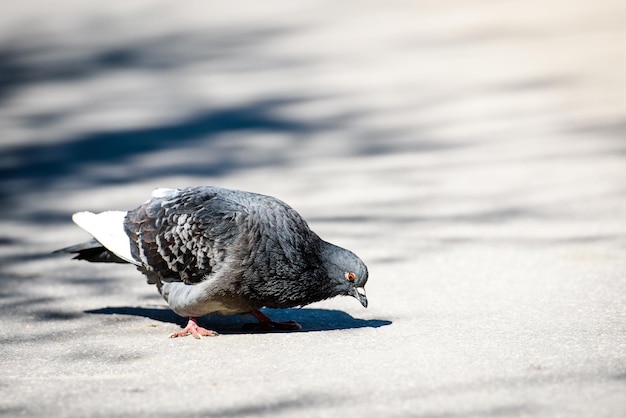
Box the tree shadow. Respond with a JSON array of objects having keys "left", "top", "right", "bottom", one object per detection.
[
  {"left": 0, "top": 97, "right": 315, "bottom": 210},
  {"left": 85, "top": 306, "right": 392, "bottom": 334},
  {"left": 0, "top": 25, "right": 321, "bottom": 221},
  {"left": 0, "top": 27, "right": 301, "bottom": 103}
]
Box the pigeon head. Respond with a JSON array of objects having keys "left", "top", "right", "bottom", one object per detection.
[{"left": 321, "top": 242, "right": 369, "bottom": 308}]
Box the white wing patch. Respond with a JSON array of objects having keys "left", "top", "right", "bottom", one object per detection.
[
  {"left": 151, "top": 188, "right": 179, "bottom": 199},
  {"left": 72, "top": 211, "right": 139, "bottom": 265}
]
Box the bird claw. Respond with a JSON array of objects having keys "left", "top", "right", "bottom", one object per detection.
[
  {"left": 243, "top": 310, "right": 302, "bottom": 332},
  {"left": 242, "top": 320, "right": 302, "bottom": 331},
  {"left": 170, "top": 317, "right": 219, "bottom": 338},
  {"left": 272, "top": 320, "right": 302, "bottom": 331}
]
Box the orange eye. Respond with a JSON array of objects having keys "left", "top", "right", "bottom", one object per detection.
[{"left": 345, "top": 272, "right": 356, "bottom": 282}]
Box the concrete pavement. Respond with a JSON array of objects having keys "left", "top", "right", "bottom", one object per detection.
[{"left": 1, "top": 1, "right": 625, "bottom": 416}]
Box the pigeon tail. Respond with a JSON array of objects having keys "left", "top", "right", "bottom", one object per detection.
[
  {"left": 71, "top": 211, "right": 139, "bottom": 265},
  {"left": 54, "top": 239, "right": 128, "bottom": 264}
]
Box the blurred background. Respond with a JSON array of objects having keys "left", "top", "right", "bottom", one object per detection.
[
  {"left": 2, "top": 0, "right": 624, "bottom": 233},
  {"left": 1, "top": 0, "right": 625, "bottom": 416}
]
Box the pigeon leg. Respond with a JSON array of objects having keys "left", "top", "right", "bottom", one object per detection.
[
  {"left": 244, "top": 310, "right": 302, "bottom": 331},
  {"left": 169, "top": 317, "right": 219, "bottom": 339}
]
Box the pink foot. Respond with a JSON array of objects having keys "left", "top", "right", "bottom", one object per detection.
[
  {"left": 243, "top": 310, "right": 302, "bottom": 331},
  {"left": 170, "top": 317, "right": 219, "bottom": 339}
]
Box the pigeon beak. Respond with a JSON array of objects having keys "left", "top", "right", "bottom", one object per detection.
[{"left": 353, "top": 286, "right": 368, "bottom": 308}]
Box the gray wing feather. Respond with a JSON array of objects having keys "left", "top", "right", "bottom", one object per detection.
[{"left": 124, "top": 187, "right": 245, "bottom": 285}]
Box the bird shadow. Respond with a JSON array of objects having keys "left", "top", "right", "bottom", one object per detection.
[{"left": 85, "top": 306, "right": 392, "bottom": 334}]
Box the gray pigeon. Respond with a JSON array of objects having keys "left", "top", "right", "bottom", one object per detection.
[{"left": 56, "top": 186, "right": 369, "bottom": 338}]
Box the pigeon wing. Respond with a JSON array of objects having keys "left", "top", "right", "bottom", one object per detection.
[{"left": 124, "top": 187, "right": 246, "bottom": 285}]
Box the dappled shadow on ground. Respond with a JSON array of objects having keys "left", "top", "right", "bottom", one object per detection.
[
  {"left": 0, "top": 27, "right": 301, "bottom": 103},
  {"left": 85, "top": 306, "right": 391, "bottom": 334},
  {"left": 0, "top": 98, "right": 313, "bottom": 207},
  {"left": 0, "top": 26, "right": 315, "bottom": 219},
  {"left": 0, "top": 19, "right": 468, "bottom": 223}
]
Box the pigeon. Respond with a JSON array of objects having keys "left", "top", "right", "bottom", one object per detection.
[{"left": 56, "top": 186, "right": 369, "bottom": 338}]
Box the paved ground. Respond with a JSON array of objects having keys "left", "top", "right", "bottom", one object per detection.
[{"left": 1, "top": 1, "right": 625, "bottom": 417}]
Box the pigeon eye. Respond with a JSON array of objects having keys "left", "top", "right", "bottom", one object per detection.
[{"left": 345, "top": 272, "right": 356, "bottom": 282}]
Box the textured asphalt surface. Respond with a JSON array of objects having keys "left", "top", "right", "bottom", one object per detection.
[{"left": 1, "top": 1, "right": 625, "bottom": 417}]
